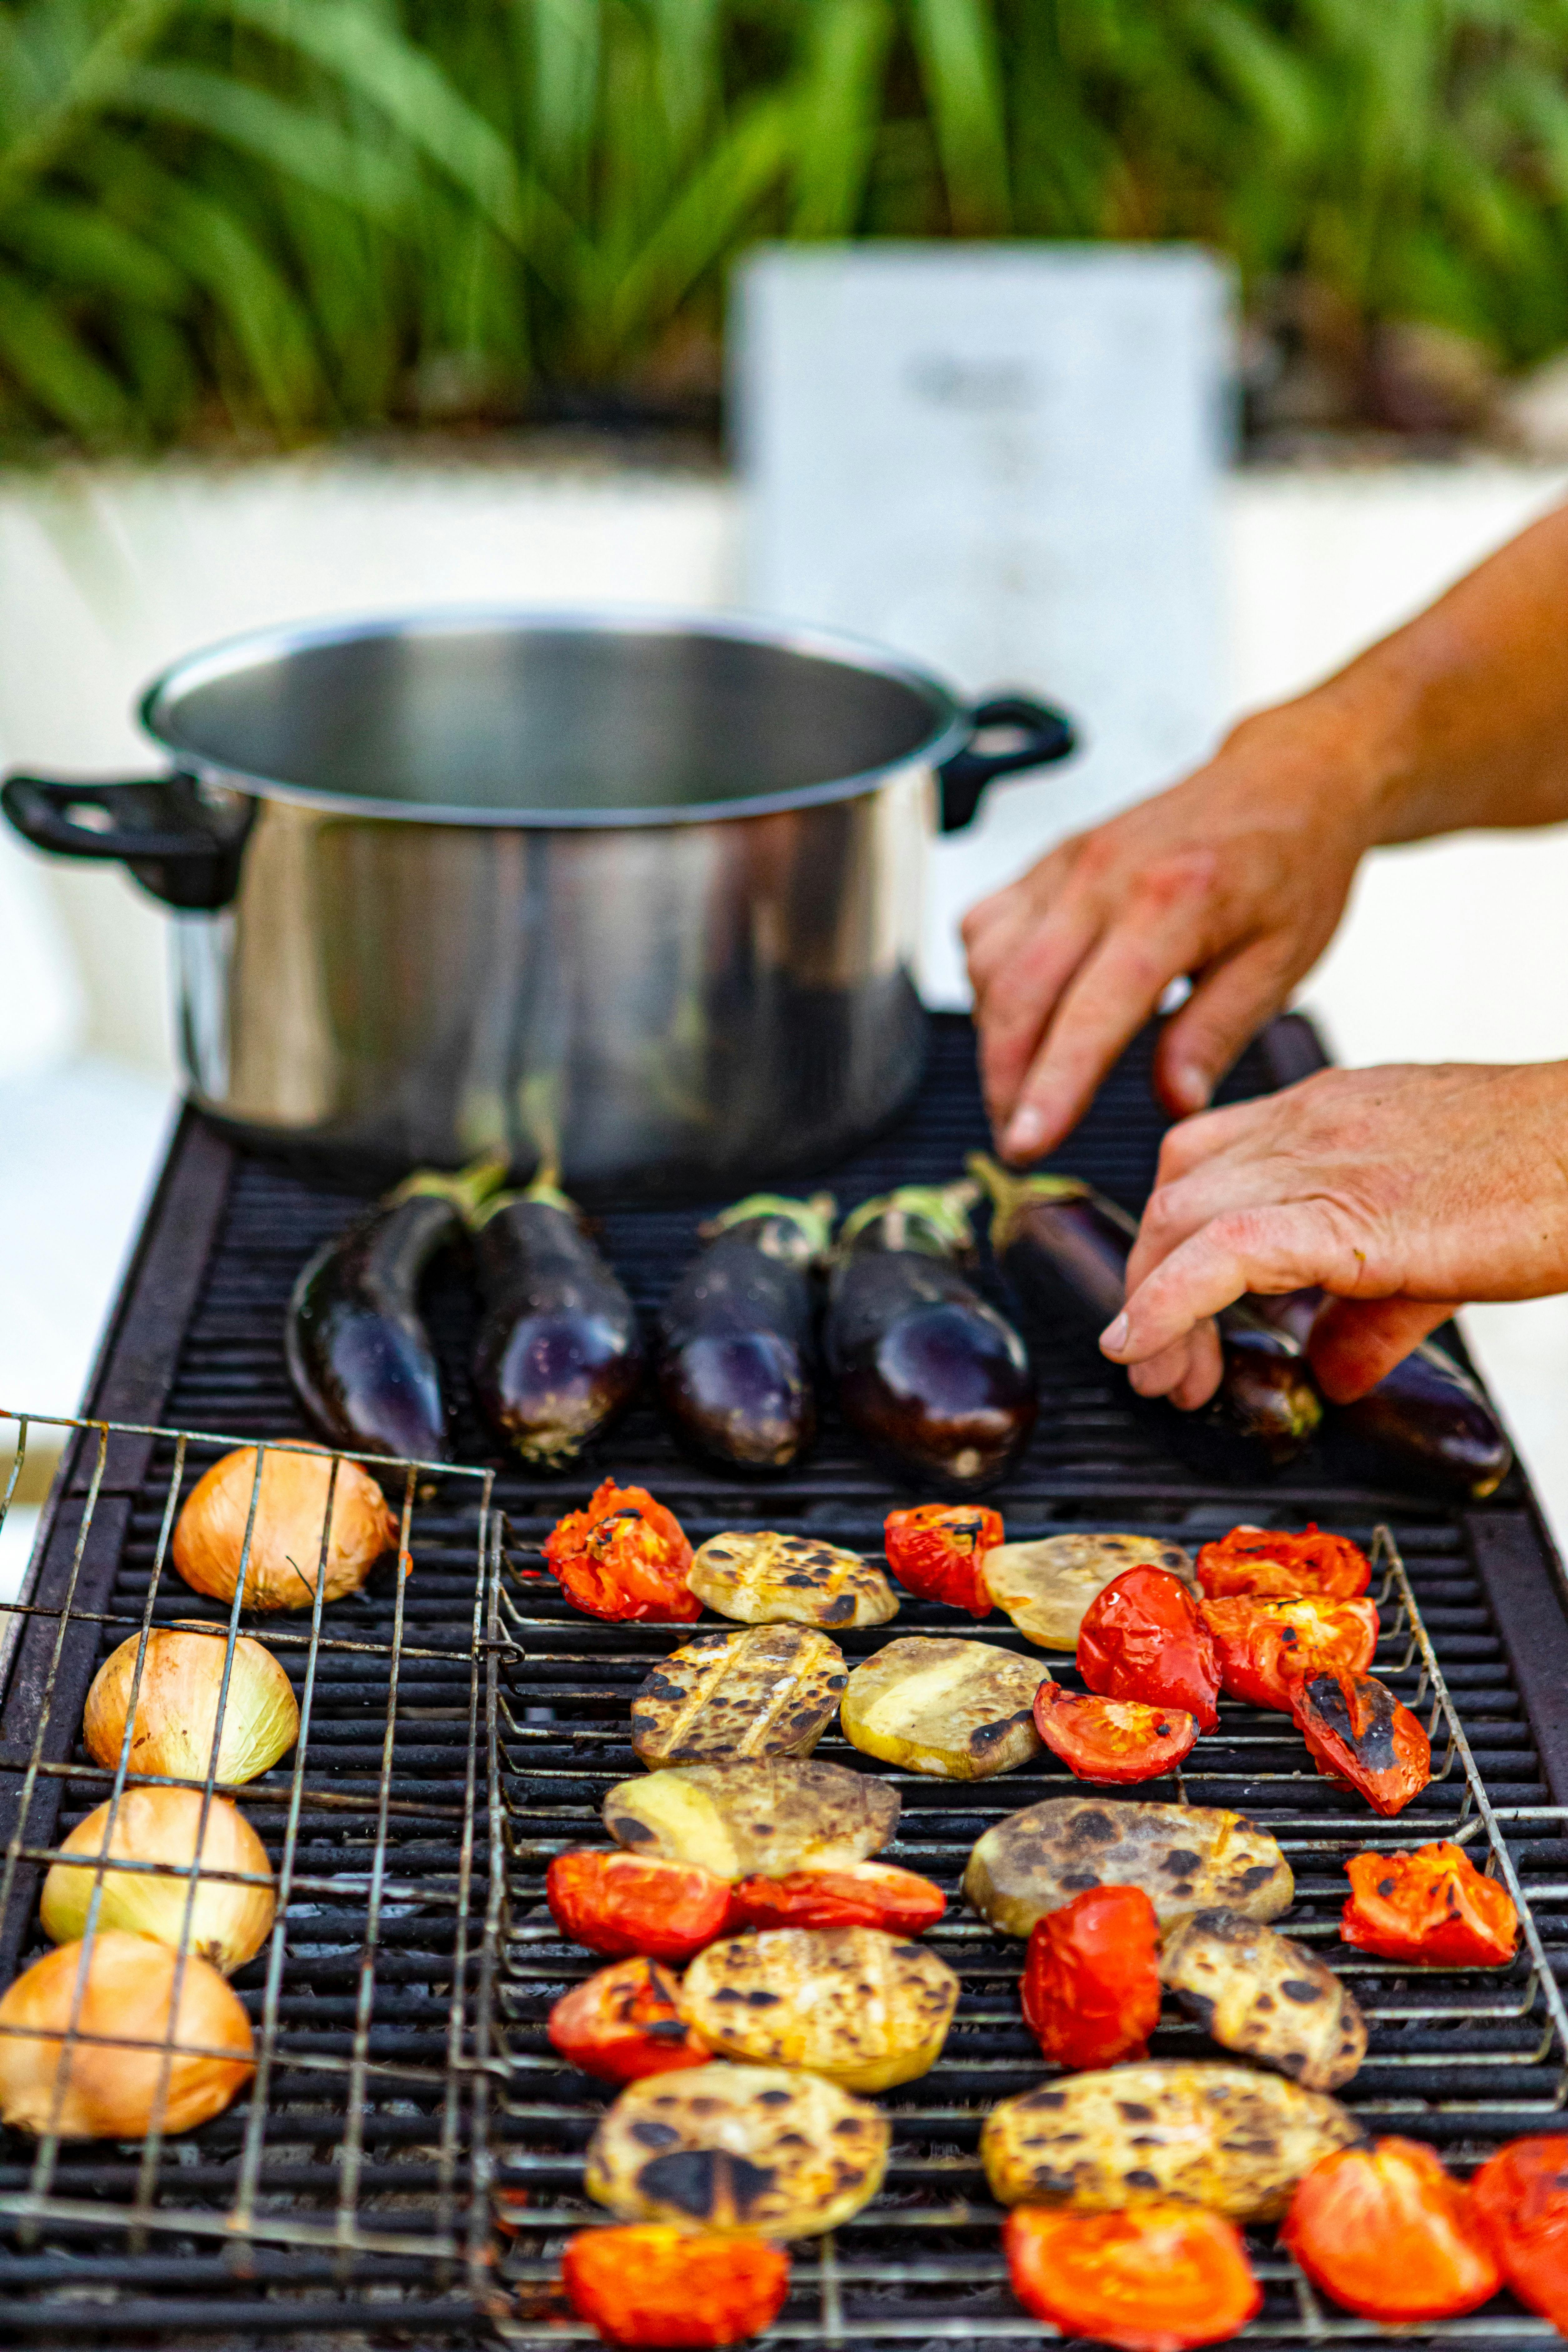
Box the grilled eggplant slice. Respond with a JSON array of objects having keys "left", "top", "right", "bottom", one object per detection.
[
  {"left": 982, "top": 1533, "right": 1196, "bottom": 1653},
  {"left": 970, "top": 1156, "right": 1322, "bottom": 1471},
  {"left": 655, "top": 1194, "right": 833, "bottom": 1470},
  {"left": 472, "top": 1171, "right": 643, "bottom": 1465},
  {"left": 965, "top": 1797, "right": 1293, "bottom": 1936},
  {"left": 840, "top": 1636, "right": 1046, "bottom": 1779},
  {"left": 287, "top": 1157, "right": 503, "bottom": 1459},
  {"left": 1159, "top": 1909, "right": 1366, "bottom": 2090},
  {"left": 825, "top": 1183, "right": 1036, "bottom": 1493},
  {"left": 603, "top": 1758, "right": 899, "bottom": 1880},
  {"left": 687, "top": 1531, "right": 898, "bottom": 1629},
  {"left": 678, "top": 1925, "right": 960, "bottom": 2091},
  {"left": 982, "top": 2062, "right": 1364, "bottom": 2219},
  {"left": 585, "top": 2061, "right": 889, "bottom": 2238},
  {"left": 630, "top": 1626, "right": 848, "bottom": 1766}
]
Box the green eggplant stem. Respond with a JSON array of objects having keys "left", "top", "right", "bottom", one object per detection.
[
  {"left": 839, "top": 1178, "right": 979, "bottom": 1258},
  {"left": 703, "top": 1191, "right": 837, "bottom": 1259},
  {"left": 389, "top": 1150, "right": 510, "bottom": 1222},
  {"left": 966, "top": 1152, "right": 1095, "bottom": 1252}
]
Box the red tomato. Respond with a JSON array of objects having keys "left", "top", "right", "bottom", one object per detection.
[
  {"left": 546, "top": 1850, "right": 733, "bottom": 1962},
  {"left": 562, "top": 2225, "right": 791, "bottom": 2348},
  {"left": 1291, "top": 1670, "right": 1431, "bottom": 1816},
  {"left": 1021, "top": 1884, "right": 1162, "bottom": 2069},
  {"left": 543, "top": 1481, "right": 699, "bottom": 1623},
  {"left": 547, "top": 1956, "right": 710, "bottom": 2084},
  {"left": 1196, "top": 1522, "right": 1371, "bottom": 1603},
  {"left": 1200, "top": 1593, "right": 1380, "bottom": 1712},
  {"left": 729, "top": 1861, "right": 946, "bottom": 1935},
  {"left": 883, "top": 1503, "right": 1002, "bottom": 1616},
  {"left": 1076, "top": 1567, "right": 1220, "bottom": 1732},
  {"left": 1472, "top": 2139, "right": 1568, "bottom": 2331},
  {"left": 1282, "top": 2138, "right": 1500, "bottom": 2321},
  {"left": 1342, "top": 1841, "right": 1518, "bottom": 1967},
  {"left": 1032, "top": 1682, "right": 1197, "bottom": 1784},
  {"left": 1005, "top": 2204, "right": 1261, "bottom": 2352}
]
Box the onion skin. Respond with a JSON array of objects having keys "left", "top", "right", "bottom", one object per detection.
[
  {"left": 83, "top": 1627, "right": 298, "bottom": 1785},
  {"left": 173, "top": 1448, "right": 397, "bottom": 1611},
  {"left": 472, "top": 1178, "right": 643, "bottom": 1465},
  {"left": 655, "top": 1194, "right": 833, "bottom": 1470},
  {"left": 825, "top": 1184, "right": 1036, "bottom": 1494},
  {"left": 286, "top": 1158, "right": 503, "bottom": 1463},
  {"left": 41, "top": 1790, "right": 275, "bottom": 1974},
  {"left": 0, "top": 1931, "right": 253, "bottom": 2139}
]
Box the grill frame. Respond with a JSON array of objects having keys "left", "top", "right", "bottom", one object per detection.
[{"left": 2, "top": 1012, "right": 1568, "bottom": 2348}]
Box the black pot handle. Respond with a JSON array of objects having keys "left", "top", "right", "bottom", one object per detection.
[
  {"left": 938, "top": 694, "right": 1078, "bottom": 834},
  {"left": 1, "top": 771, "right": 255, "bottom": 910}
]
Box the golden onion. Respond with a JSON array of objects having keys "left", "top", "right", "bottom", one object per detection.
[
  {"left": 40, "top": 1789, "right": 275, "bottom": 1974},
  {"left": 0, "top": 1931, "right": 254, "bottom": 2139},
  {"left": 83, "top": 1625, "right": 298, "bottom": 1785},
  {"left": 172, "top": 1446, "right": 397, "bottom": 1611}
]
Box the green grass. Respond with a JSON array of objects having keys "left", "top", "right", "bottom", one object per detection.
[{"left": 2, "top": 0, "right": 1568, "bottom": 450}]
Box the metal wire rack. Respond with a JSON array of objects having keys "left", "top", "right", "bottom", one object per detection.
[
  {"left": 490, "top": 1522, "right": 1568, "bottom": 2348},
  {"left": 0, "top": 1405, "right": 507, "bottom": 2325}
]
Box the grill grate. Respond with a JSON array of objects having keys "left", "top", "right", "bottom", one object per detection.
[{"left": 3, "top": 1014, "right": 1568, "bottom": 2348}]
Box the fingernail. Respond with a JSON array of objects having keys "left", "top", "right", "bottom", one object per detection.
[
  {"left": 1003, "top": 1107, "right": 1046, "bottom": 1159},
  {"left": 1101, "top": 1313, "right": 1129, "bottom": 1355},
  {"left": 1170, "top": 1063, "right": 1210, "bottom": 1112}
]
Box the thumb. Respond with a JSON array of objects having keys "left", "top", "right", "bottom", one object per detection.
[{"left": 1308, "top": 1297, "right": 1461, "bottom": 1403}]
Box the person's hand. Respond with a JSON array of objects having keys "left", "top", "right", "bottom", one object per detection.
[
  {"left": 1100, "top": 1062, "right": 1568, "bottom": 1406},
  {"left": 963, "top": 695, "right": 1386, "bottom": 1163}
]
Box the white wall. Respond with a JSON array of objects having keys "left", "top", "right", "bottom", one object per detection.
[{"left": 1, "top": 450, "right": 1566, "bottom": 1543}]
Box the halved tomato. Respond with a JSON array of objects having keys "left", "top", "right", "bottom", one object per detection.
[
  {"left": 1196, "top": 1523, "right": 1371, "bottom": 1603},
  {"left": 1291, "top": 1670, "right": 1431, "bottom": 1817},
  {"left": 1076, "top": 1567, "right": 1220, "bottom": 1731},
  {"left": 1032, "top": 1682, "right": 1198, "bottom": 1784},
  {"left": 728, "top": 1861, "right": 946, "bottom": 1935},
  {"left": 1005, "top": 2203, "right": 1261, "bottom": 2352},
  {"left": 1200, "top": 1593, "right": 1380, "bottom": 1712}
]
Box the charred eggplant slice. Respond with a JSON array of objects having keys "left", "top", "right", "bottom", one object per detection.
[
  {"left": 473, "top": 1170, "right": 643, "bottom": 1466},
  {"left": 286, "top": 1155, "right": 503, "bottom": 1461},
  {"left": 655, "top": 1193, "right": 833, "bottom": 1469},
  {"left": 824, "top": 1182, "right": 1036, "bottom": 1493},
  {"left": 969, "top": 1155, "right": 1321, "bottom": 1472}
]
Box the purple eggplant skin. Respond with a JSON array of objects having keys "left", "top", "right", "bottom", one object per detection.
[
  {"left": 472, "top": 1175, "right": 644, "bottom": 1466},
  {"left": 967, "top": 1155, "right": 1322, "bottom": 1471},
  {"left": 1252, "top": 1289, "right": 1512, "bottom": 1500},
  {"left": 825, "top": 1182, "right": 1036, "bottom": 1494},
  {"left": 286, "top": 1157, "right": 505, "bottom": 1462},
  {"left": 655, "top": 1193, "right": 834, "bottom": 1470}
]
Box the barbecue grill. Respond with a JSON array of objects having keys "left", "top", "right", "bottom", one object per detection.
[{"left": 4, "top": 1013, "right": 1568, "bottom": 2348}]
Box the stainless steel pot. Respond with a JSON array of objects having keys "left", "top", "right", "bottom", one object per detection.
[{"left": 3, "top": 610, "right": 1074, "bottom": 1194}]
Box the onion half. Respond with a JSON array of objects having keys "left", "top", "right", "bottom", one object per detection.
[
  {"left": 41, "top": 1789, "right": 275, "bottom": 1974},
  {"left": 0, "top": 1931, "right": 254, "bottom": 2138},
  {"left": 172, "top": 1447, "right": 397, "bottom": 1610},
  {"left": 83, "top": 1626, "right": 298, "bottom": 1785}
]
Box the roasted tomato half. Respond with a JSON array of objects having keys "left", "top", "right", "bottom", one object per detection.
[
  {"left": 1021, "top": 1883, "right": 1162, "bottom": 2070},
  {"left": 882, "top": 1503, "right": 1002, "bottom": 1617},
  {"left": 1077, "top": 1566, "right": 1220, "bottom": 1731},
  {"left": 729, "top": 1861, "right": 946, "bottom": 1936},
  {"left": 1282, "top": 2138, "right": 1499, "bottom": 2322},
  {"left": 546, "top": 1850, "right": 734, "bottom": 1962},
  {"left": 543, "top": 1480, "right": 699, "bottom": 1623},
  {"left": 547, "top": 1956, "right": 711, "bottom": 2084},
  {"left": 1472, "top": 2138, "right": 1568, "bottom": 2331},
  {"left": 1196, "top": 1523, "right": 1371, "bottom": 1603},
  {"left": 1342, "top": 1840, "right": 1518, "bottom": 1968},
  {"left": 1005, "top": 2203, "right": 1261, "bottom": 2352},
  {"left": 1200, "top": 1594, "right": 1380, "bottom": 1713},
  {"left": 562, "top": 2225, "right": 791, "bottom": 2348},
  {"left": 1291, "top": 1670, "right": 1431, "bottom": 1816},
  {"left": 1031, "top": 1682, "right": 1198, "bottom": 1785}
]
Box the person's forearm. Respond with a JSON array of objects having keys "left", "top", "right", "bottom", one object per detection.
[{"left": 1249, "top": 500, "right": 1568, "bottom": 847}]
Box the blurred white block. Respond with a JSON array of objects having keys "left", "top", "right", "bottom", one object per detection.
[
  {"left": 0, "top": 831, "right": 83, "bottom": 1078},
  {"left": 0, "top": 1507, "right": 38, "bottom": 1607},
  {"left": 0, "top": 1057, "right": 173, "bottom": 1416},
  {"left": 733, "top": 243, "right": 1232, "bottom": 1002}
]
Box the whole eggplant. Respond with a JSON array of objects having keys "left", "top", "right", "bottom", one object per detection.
[
  {"left": 286, "top": 1155, "right": 504, "bottom": 1461},
  {"left": 655, "top": 1193, "right": 834, "bottom": 1469},
  {"left": 967, "top": 1154, "right": 1322, "bottom": 1471},
  {"left": 1251, "top": 1290, "right": 1511, "bottom": 1501},
  {"left": 472, "top": 1170, "right": 643, "bottom": 1465},
  {"left": 825, "top": 1181, "right": 1036, "bottom": 1493}
]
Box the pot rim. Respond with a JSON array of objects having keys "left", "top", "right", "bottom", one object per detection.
[{"left": 137, "top": 603, "right": 971, "bottom": 829}]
